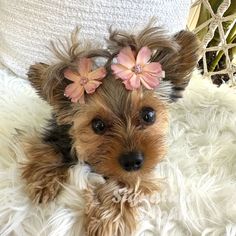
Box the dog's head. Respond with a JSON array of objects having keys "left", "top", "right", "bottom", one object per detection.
[{"left": 28, "top": 25, "right": 199, "bottom": 184}]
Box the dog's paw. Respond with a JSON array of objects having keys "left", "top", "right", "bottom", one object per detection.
[
  {"left": 84, "top": 180, "right": 138, "bottom": 236},
  {"left": 25, "top": 175, "right": 65, "bottom": 204},
  {"left": 21, "top": 162, "right": 68, "bottom": 204}
]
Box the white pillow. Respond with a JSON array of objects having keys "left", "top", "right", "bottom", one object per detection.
[{"left": 0, "top": 0, "right": 191, "bottom": 78}]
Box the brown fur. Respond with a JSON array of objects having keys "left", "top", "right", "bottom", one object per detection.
[
  {"left": 85, "top": 177, "right": 160, "bottom": 236},
  {"left": 22, "top": 23, "right": 200, "bottom": 235},
  {"left": 21, "top": 136, "right": 70, "bottom": 204},
  {"left": 71, "top": 79, "right": 168, "bottom": 183}
]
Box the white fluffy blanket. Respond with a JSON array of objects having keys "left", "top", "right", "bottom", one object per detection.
[{"left": 0, "top": 69, "right": 236, "bottom": 236}]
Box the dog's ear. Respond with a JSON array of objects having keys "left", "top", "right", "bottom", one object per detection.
[
  {"left": 27, "top": 29, "right": 84, "bottom": 124},
  {"left": 28, "top": 29, "right": 111, "bottom": 124},
  {"left": 153, "top": 30, "right": 200, "bottom": 101},
  {"left": 28, "top": 62, "right": 68, "bottom": 105},
  {"left": 108, "top": 26, "right": 200, "bottom": 102},
  {"left": 28, "top": 61, "right": 75, "bottom": 123}
]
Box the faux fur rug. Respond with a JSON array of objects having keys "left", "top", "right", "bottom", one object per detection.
[{"left": 0, "top": 69, "right": 236, "bottom": 236}]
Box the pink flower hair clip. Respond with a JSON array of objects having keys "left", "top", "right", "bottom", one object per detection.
[
  {"left": 64, "top": 58, "right": 107, "bottom": 103},
  {"left": 111, "top": 46, "right": 165, "bottom": 90}
]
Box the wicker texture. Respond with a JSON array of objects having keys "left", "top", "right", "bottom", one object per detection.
[{"left": 192, "top": 0, "right": 236, "bottom": 85}]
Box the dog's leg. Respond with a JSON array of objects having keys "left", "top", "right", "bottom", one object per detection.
[
  {"left": 85, "top": 180, "right": 139, "bottom": 236},
  {"left": 21, "top": 120, "right": 77, "bottom": 204},
  {"left": 21, "top": 139, "right": 68, "bottom": 203},
  {"left": 84, "top": 177, "right": 160, "bottom": 236}
]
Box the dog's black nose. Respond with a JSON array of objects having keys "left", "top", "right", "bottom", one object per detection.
[{"left": 119, "top": 151, "right": 144, "bottom": 171}]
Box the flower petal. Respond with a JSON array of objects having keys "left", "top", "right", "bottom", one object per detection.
[
  {"left": 111, "top": 64, "right": 126, "bottom": 74},
  {"left": 123, "top": 80, "right": 133, "bottom": 90},
  {"left": 88, "top": 67, "right": 107, "bottom": 81},
  {"left": 117, "top": 47, "right": 135, "bottom": 69},
  {"left": 143, "top": 62, "right": 162, "bottom": 74},
  {"left": 129, "top": 74, "right": 140, "bottom": 89},
  {"left": 64, "top": 69, "right": 80, "bottom": 82},
  {"left": 84, "top": 80, "right": 102, "bottom": 94},
  {"left": 136, "top": 46, "right": 152, "bottom": 65},
  {"left": 68, "top": 84, "right": 84, "bottom": 101},
  {"left": 72, "top": 93, "right": 85, "bottom": 104},
  {"left": 78, "top": 58, "right": 92, "bottom": 76},
  {"left": 64, "top": 82, "right": 78, "bottom": 97},
  {"left": 140, "top": 72, "right": 160, "bottom": 89},
  {"left": 140, "top": 78, "right": 153, "bottom": 90},
  {"left": 111, "top": 64, "right": 134, "bottom": 81}
]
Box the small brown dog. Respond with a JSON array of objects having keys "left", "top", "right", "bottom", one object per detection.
[{"left": 21, "top": 24, "right": 199, "bottom": 235}]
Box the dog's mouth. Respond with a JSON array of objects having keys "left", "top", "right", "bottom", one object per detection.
[{"left": 84, "top": 161, "right": 109, "bottom": 180}]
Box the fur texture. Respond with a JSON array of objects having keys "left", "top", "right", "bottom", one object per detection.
[{"left": 0, "top": 69, "right": 236, "bottom": 235}]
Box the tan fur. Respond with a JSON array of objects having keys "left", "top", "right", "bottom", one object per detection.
[
  {"left": 22, "top": 23, "right": 200, "bottom": 235},
  {"left": 21, "top": 136, "right": 70, "bottom": 204},
  {"left": 85, "top": 176, "right": 160, "bottom": 236},
  {"left": 71, "top": 79, "right": 168, "bottom": 183}
]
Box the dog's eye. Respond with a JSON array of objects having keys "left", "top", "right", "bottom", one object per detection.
[
  {"left": 140, "top": 107, "right": 156, "bottom": 125},
  {"left": 91, "top": 118, "right": 106, "bottom": 134}
]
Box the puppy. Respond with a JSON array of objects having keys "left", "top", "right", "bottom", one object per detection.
[{"left": 21, "top": 25, "right": 199, "bottom": 235}]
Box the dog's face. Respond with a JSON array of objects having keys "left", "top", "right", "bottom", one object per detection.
[
  {"left": 28, "top": 26, "right": 199, "bottom": 184},
  {"left": 70, "top": 76, "right": 168, "bottom": 182}
]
